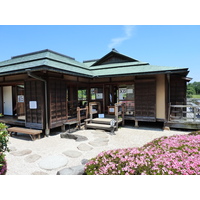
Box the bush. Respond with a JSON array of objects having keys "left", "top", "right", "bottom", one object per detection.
[
  {"left": 85, "top": 134, "right": 200, "bottom": 175},
  {"left": 188, "top": 131, "right": 200, "bottom": 136},
  {"left": 0, "top": 153, "right": 7, "bottom": 175},
  {"left": 0, "top": 123, "right": 9, "bottom": 175}
]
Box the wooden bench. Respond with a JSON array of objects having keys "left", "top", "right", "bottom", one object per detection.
[{"left": 7, "top": 127, "right": 42, "bottom": 141}]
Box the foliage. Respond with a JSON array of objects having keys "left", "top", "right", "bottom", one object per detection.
[
  {"left": 187, "top": 85, "right": 196, "bottom": 98},
  {"left": 85, "top": 134, "right": 200, "bottom": 175},
  {"left": 187, "top": 82, "right": 200, "bottom": 97},
  {"left": 0, "top": 123, "right": 9, "bottom": 175},
  {"left": 0, "top": 123, "right": 9, "bottom": 152},
  {"left": 191, "top": 95, "right": 200, "bottom": 98},
  {"left": 0, "top": 153, "right": 7, "bottom": 175},
  {"left": 188, "top": 131, "right": 200, "bottom": 136}
]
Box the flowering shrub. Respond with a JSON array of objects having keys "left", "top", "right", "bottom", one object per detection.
[
  {"left": 0, "top": 153, "right": 7, "bottom": 175},
  {"left": 85, "top": 134, "right": 200, "bottom": 175},
  {"left": 188, "top": 130, "right": 200, "bottom": 136},
  {"left": 0, "top": 123, "right": 9, "bottom": 175}
]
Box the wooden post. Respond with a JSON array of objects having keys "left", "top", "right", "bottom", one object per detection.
[
  {"left": 194, "top": 107, "right": 197, "bottom": 122},
  {"left": 77, "top": 107, "right": 81, "bottom": 128},
  {"left": 114, "top": 103, "right": 119, "bottom": 131},
  {"left": 122, "top": 103, "right": 125, "bottom": 126},
  {"left": 61, "top": 124, "right": 65, "bottom": 132},
  {"left": 135, "top": 120, "right": 139, "bottom": 127},
  {"left": 86, "top": 106, "right": 89, "bottom": 118},
  {"left": 168, "top": 103, "right": 171, "bottom": 121}
]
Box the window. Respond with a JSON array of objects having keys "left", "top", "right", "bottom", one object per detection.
[
  {"left": 78, "top": 89, "right": 87, "bottom": 100},
  {"left": 119, "top": 85, "right": 134, "bottom": 101},
  {"left": 91, "top": 88, "right": 103, "bottom": 100}
]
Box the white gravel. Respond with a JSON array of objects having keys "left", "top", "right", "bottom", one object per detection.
[{"left": 5, "top": 126, "right": 189, "bottom": 175}]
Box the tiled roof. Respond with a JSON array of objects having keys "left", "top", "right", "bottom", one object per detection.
[{"left": 0, "top": 49, "right": 189, "bottom": 77}]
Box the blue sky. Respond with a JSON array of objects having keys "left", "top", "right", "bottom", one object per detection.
[{"left": 0, "top": 25, "right": 200, "bottom": 82}]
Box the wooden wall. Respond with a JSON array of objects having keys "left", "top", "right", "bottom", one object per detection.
[
  {"left": 170, "top": 75, "right": 186, "bottom": 104},
  {"left": 135, "top": 78, "right": 156, "bottom": 121},
  {"left": 48, "top": 79, "right": 67, "bottom": 128},
  {"left": 25, "top": 80, "right": 45, "bottom": 129}
]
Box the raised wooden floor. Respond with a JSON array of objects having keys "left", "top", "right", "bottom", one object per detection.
[
  {"left": 0, "top": 116, "right": 25, "bottom": 127},
  {"left": 165, "top": 121, "right": 200, "bottom": 130}
]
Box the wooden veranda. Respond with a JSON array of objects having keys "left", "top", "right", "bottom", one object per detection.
[
  {"left": 0, "top": 116, "right": 25, "bottom": 127},
  {"left": 165, "top": 104, "right": 200, "bottom": 129}
]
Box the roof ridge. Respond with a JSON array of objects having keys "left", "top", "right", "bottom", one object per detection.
[{"left": 11, "top": 49, "right": 75, "bottom": 60}]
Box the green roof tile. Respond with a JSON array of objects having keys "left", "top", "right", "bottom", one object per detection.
[{"left": 0, "top": 49, "right": 189, "bottom": 78}]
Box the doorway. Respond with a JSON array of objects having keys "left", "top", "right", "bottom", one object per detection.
[
  {"left": 3, "top": 86, "right": 13, "bottom": 115},
  {"left": 105, "top": 84, "right": 118, "bottom": 114},
  {"left": 16, "top": 85, "right": 25, "bottom": 120}
]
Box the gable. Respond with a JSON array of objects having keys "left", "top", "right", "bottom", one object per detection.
[{"left": 91, "top": 49, "right": 138, "bottom": 66}]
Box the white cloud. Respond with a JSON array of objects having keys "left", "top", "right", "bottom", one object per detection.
[{"left": 108, "top": 25, "right": 135, "bottom": 49}]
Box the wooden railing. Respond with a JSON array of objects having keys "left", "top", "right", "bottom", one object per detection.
[
  {"left": 168, "top": 104, "right": 200, "bottom": 122},
  {"left": 114, "top": 103, "right": 125, "bottom": 130},
  {"left": 77, "top": 106, "right": 88, "bottom": 128}
]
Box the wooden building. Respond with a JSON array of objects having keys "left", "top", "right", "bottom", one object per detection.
[{"left": 0, "top": 49, "right": 192, "bottom": 135}]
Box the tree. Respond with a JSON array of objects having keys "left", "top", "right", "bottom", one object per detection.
[
  {"left": 193, "top": 82, "right": 200, "bottom": 94},
  {"left": 187, "top": 85, "right": 196, "bottom": 98},
  {"left": 187, "top": 82, "right": 200, "bottom": 97}
]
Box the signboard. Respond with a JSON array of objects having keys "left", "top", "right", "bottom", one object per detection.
[
  {"left": 109, "top": 108, "right": 115, "bottom": 113},
  {"left": 98, "top": 114, "right": 105, "bottom": 118},
  {"left": 127, "top": 89, "right": 133, "bottom": 93},
  {"left": 119, "top": 88, "right": 127, "bottom": 100},
  {"left": 29, "top": 101, "right": 37, "bottom": 109},
  {"left": 96, "top": 93, "right": 103, "bottom": 99},
  {"left": 18, "top": 95, "right": 24, "bottom": 103}
]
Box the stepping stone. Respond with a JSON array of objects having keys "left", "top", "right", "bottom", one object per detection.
[
  {"left": 89, "top": 138, "right": 109, "bottom": 147},
  {"left": 57, "top": 165, "right": 85, "bottom": 175},
  {"left": 77, "top": 143, "right": 93, "bottom": 151},
  {"left": 31, "top": 171, "right": 49, "bottom": 175},
  {"left": 81, "top": 159, "right": 89, "bottom": 165},
  {"left": 10, "top": 149, "right": 32, "bottom": 156},
  {"left": 8, "top": 146, "right": 17, "bottom": 152},
  {"left": 93, "top": 138, "right": 109, "bottom": 142},
  {"left": 75, "top": 135, "right": 88, "bottom": 142},
  {"left": 60, "top": 133, "right": 88, "bottom": 142},
  {"left": 92, "top": 130, "right": 106, "bottom": 134},
  {"left": 93, "top": 134, "right": 109, "bottom": 138},
  {"left": 39, "top": 155, "right": 68, "bottom": 170},
  {"left": 92, "top": 130, "right": 109, "bottom": 138},
  {"left": 24, "top": 154, "right": 41, "bottom": 163},
  {"left": 60, "top": 132, "right": 77, "bottom": 139},
  {"left": 63, "top": 150, "right": 82, "bottom": 158}
]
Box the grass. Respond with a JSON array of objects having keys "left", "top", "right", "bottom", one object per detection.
[{"left": 192, "top": 95, "right": 200, "bottom": 98}]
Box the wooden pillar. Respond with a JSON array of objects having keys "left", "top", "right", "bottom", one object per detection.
[
  {"left": 135, "top": 120, "right": 139, "bottom": 127},
  {"left": 61, "top": 124, "right": 65, "bottom": 132}
]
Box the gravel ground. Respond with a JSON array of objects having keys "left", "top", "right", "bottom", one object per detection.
[{"left": 5, "top": 126, "right": 189, "bottom": 175}]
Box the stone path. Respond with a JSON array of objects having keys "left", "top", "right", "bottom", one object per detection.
[
  {"left": 24, "top": 154, "right": 41, "bottom": 163},
  {"left": 10, "top": 149, "right": 32, "bottom": 156},
  {"left": 38, "top": 155, "right": 69, "bottom": 170},
  {"left": 77, "top": 143, "right": 93, "bottom": 151},
  {"left": 89, "top": 138, "right": 109, "bottom": 147},
  {"left": 8, "top": 130, "right": 110, "bottom": 174},
  {"left": 63, "top": 150, "right": 82, "bottom": 158},
  {"left": 6, "top": 127, "right": 189, "bottom": 175}
]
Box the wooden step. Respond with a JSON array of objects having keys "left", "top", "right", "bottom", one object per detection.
[
  {"left": 86, "top": 123, "right": 116, "bottom": 130},
  {"left": 91, "top": 118, "right": 114, "bottom": 124}
]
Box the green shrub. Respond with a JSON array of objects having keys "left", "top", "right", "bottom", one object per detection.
[
  {"left": 0, "top": 123, "right": 9, "bottom": 175},
  {"left": 188, "top": 131, "right": 200, "bottom": 136}
]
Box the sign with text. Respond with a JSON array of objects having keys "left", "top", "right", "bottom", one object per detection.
[{"left": 29, "top": 101, "right": 37, "bottom": 109}]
